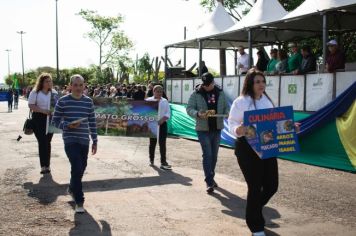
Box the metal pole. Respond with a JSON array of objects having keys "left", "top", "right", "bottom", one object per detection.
[
  {"left": 17, "top": 31, "right": 26, "bottom": 85},
  {"left": 5, "top": 49, "right": 11, "bottom": 78},
  {"left": 164, "top": 47, "right": 168, "bottom": 97},
  {"left": 198, "top": 40, "right": 203, "bottom": 77},
  {"left": 322, "top": 13, "right": 328, "bottom": 69},
  {"left": 234, "top": 49, "right": 238, "bottom": 75},
  {"left": 248, "top": 29, "right": 253, "bottom": 68},
  {"left": 55, "top": 0, "right": 60, "bottom": 81},
  {"left": 183, "top": 26, "right": 186, "bottom": 69}
]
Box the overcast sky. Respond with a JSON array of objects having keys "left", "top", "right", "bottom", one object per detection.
[{"left": 0, "top": 0, "right": 238, "bottom": 83}]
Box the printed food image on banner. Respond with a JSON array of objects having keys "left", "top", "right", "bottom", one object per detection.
[
  {"left": 93, "top": 97, "right": 159, "bottom": 138},
  {"left": 243, "top": 106, "right": 300, "bottom": 159}
]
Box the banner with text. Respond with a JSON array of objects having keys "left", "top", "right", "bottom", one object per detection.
[
  {"left": 94, "top": 98, "right": 159, "bottom": 138},
  {"left": 182, "top": 79, "right": 194, "bottom": 104},
  {"left": 243, "top": 106, "right": 300, "bottom": 159},
  {"left": 265, "top": 75, "right": 280, "bottom": 106},
  {"left": 306, "top": 73, "right": 333, "bottom": 111},
  {"left": 223, "top": 77, "right": 239, "bottom": 102},
  {"left": 280, "top": 75, "right": 304, "bottom": 110},
  {"left": 172, "top": 80, "right": 182, "bottom": 103}
]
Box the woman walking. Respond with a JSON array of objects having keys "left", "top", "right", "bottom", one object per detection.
[
  {"left": 228, "top": 69, "right": 291, "bottom": 236},
  {"left": 28, "top": 73, "right": 54, "bottom": 174}
]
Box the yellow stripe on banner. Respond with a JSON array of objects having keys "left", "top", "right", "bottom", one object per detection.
[{"left": 336, "top": 100, "right": 356, "bottom": 168}]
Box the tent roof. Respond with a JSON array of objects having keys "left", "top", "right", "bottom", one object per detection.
[
  {"left": 191, "top": 2, "right": 235, "bottom": 39},
  {"left": 271, "top": 0, "right": 356, "bottom": 32},
  {"left": 166, "top": 2, "right": 240, "bottom": 49},
  {"left": 226, "top": 0, "right": 288, "bottom": 32},
  {"left": 282, "top": 0, "right": 356, "bottom": 19}
]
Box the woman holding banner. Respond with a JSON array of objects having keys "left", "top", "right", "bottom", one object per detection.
[
  {"left": 28, "top": 73, "right": 54, "bottom": 174},
  {"left": 228, "top": 69, "right": 278, "bottom": 236},
  {"left": 146, "top": 85, "right": 172, "bottom": 170}
]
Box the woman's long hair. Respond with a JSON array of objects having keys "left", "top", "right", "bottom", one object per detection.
[
  {"left": 34, "top": 73, "right": 52, "bottom": 92},
  {"left": 241, "top": 68, "right": 274, "bottom": 108}
]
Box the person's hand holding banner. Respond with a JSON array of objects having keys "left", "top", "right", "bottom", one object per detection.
[{"left": 236, "top": 122, "right": 247, "bottom": 136}]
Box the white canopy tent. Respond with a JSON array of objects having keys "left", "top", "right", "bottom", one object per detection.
[{"left": 166, "top": 2, "right": 237, "bottom": 49}]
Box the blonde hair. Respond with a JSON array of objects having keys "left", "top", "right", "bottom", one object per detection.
[{"left": 34, "top": 73, "right": 52, "bottom": 92}]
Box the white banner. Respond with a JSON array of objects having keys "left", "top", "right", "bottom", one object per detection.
[
  {"left": 182, "top": 80, "right": 194, "bottom": 104},
  {"left": 215, "top": 77, "right": 223, "bottom": 88},
  {"left": 239, "top": 75, "right": 246, "bottom": 96},
  {"left": 222, "top": 76, "right": 239, "bottom": 102},
  {"left": 280, "top": 75, "right": 305, "bottom": 111},
  {"left": 265, "top": 75, "right": 280, "bottom": 107},
  {"left": 172, "top": 80, "right": 182, "bottom": 103},
  {"left": 336, "top": 71, "right": 356, "bottom": 96},
  {"left": 306, "top": 73, "right": 333, "bottom": 111},
  {"left": 165, "top": 80, "right": 172, "bottom": 101}
]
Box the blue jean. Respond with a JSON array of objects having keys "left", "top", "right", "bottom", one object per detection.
[
  {"left": 64, "top": 143, "right": 89, "bottom": 204},
  {"left": 197, "top": 130, "right": 221, "bottom": 186}
]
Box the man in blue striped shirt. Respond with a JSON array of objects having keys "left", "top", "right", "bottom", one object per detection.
[{"left": 52, "top": 74, "right": 97, "bottom": 213}]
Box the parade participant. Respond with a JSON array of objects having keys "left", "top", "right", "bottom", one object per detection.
[
  {"left": 146, "top": 85, "right": 172, "bottom": 170},
  {"left": 13, "top": 90, "right": 19, "bottom": 109},
  {"left": 186, "top": 72, "right": 229, "bottom": 193},
  {"left": 52, "top": 74, "right": 98, "bottom": 213},
  {"left": 237, "top": 46, "right": 252, "bottom": 75},
  {"left": 287, "top": 42, "right": 302, "bottom": 74},
  {"left": 228, "top": 69, "right": 299, "bottom": 236},
  {"left": 28, "top": 73, "right": 54, "bottom": 174},
  {"left": 6, "top": 88, "right": 13, "bottom": 112},
  {"left": 266, "top": 49, "right": 278, "bottom": 74},
  {"left": 326, "top": 39, "right": 346, "bottom": 72}
]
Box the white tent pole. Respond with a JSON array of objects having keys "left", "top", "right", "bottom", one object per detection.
[{"left": 322, "top": 13, "right": 328, "bottom": 68}]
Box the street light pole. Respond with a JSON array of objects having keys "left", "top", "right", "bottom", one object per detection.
[
  {"left": 55, "top": 0, "right": 60, "bottom": 81},
  {"left": 5, "top": 49, "right": 11, "bottom": 79},
  {"left": 17, "top": 31, "right": 26, "bottom": 85}
]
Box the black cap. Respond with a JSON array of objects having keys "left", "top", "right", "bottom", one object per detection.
[{"left": 201, "top": 72, "right": 214, "bottom": 86}]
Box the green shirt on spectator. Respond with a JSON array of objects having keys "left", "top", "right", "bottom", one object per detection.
[
  {"left": 267, "top": 58, "right": 278, "bottom": 72},
  {"left": 288, "top": 52, "right": 302, "bottom": 72}
]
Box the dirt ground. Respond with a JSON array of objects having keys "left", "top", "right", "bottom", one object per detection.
[{"left": 0, "top": 99, "right": 355, "bottom": 236}]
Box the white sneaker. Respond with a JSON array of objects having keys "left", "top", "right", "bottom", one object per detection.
[
  {"left": 75, "top": 204, "right": 85, "bottom": 213},
  {"left": 252, "top": 231, "right": 266, "bottom": 236}
]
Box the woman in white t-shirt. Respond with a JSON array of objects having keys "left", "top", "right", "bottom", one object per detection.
[
  {"left": 228, "top": 69, "right": 282, "bottom": 236},
  {"left": 146, "top": 85, "right": 172, "bottom": 170},
  {"left": 28, "top": 73, "right": 54, "bottom": 174}
]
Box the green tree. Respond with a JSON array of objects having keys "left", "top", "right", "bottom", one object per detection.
[{"left": 78, "top": 9, "right": 133, "bottom": 70}]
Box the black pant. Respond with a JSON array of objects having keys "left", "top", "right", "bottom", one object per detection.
[
  {"left": 149, "top": 122, "right": 167, "bottom": 164},
  {"left": 235, "top": 137, "right": 278, "bottom": 233},
  {"left": 32, "top": 112, "right": 54, "bottom": 168},
  {"left": 8, "top": 100, "right": 13, "bottom": 111}
]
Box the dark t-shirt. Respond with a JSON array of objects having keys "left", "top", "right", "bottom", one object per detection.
[{"left": 201, "top": 87, "right": 220, "bottom": 131}]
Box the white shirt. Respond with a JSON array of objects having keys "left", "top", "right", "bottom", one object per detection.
[
  {"left": 228, "top": 94, "right": 274, "bottom": 138},
  {"left": 237, "top": 53, "right": 250, "bottom": 73},
  {"left": 28, "top": 90, "right": 51, "bottom": 110},
  {"left": 146, "top": 96, "right": 170, "bottom": 120}
]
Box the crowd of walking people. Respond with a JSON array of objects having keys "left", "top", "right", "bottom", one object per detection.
[{"left": 5, "top": 40, "right": 332, "bottom": 234}]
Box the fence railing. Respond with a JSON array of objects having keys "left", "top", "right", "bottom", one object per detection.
[{"left": 165, "top": 71, "right": 356, "bottom": 112}]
